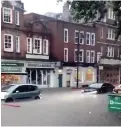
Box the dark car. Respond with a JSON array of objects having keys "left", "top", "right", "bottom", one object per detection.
[
  {"left": 80, "top": 83, "right": 114, "bottom": 94},
  {"left": 1, "top": 84, "right": 42, "bottom": 102},
  {"left": 113, "top": 85, "right": 121, "bottom": 93}
]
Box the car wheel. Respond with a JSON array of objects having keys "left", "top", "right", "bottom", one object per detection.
[
  {"left": 5, "top": 98, "right": 14, "bottom": 103},
  {"left": 35, "top": 96, "right": 40, "bottom": 100}
]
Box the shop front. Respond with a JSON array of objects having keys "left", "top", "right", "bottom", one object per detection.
[
  {"left": 1, "top": 62, "right": 27, "bottom": 85},
  {"left": 26, "top": 61, "right": 60, "bottom": 88},
  {"left": 62, "top": 67, "right": 97, "bottom": 87}
]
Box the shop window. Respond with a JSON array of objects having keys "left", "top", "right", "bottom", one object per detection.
[
  {"left": 86, "top": 68, "right": 93, "bottom": 81},
  {"left": 74, "top": 70, "right": 82, "bottom": 83},
  {"left": 1, "top": 74, "right": 20, "bottom": 84},
  {"left": 66, "top": 73, "right": 71, "bottom": 87}
]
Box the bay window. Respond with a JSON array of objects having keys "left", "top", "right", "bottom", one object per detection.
[
  {"left": 43, "top": 39, "right": 49, "bottom": 55},
  {"left": 27, "top": 38, "right": 32, "bottom": 53},
  {"left": 33, "top": 38, "right": 42, "bottom": 54}
]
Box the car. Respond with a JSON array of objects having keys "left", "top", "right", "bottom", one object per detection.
[
  {"left": 1, "top": 84, "right": 41, "bottom": 102},
  {"left": 80, "top": 83, "right": 114, "bottom": 94},
  {"left": 113, "top": 85, "right": 121, "bottom": 93}
]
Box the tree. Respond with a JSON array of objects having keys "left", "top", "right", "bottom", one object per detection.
[{"left": 57, "top": 1, "right": 121, "bottom": 39}]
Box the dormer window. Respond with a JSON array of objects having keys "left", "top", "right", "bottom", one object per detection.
[{"left": 3, "top": 7, "right": 12, "bottom": 23}]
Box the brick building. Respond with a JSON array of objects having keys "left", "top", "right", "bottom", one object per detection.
[
  {"left": 1, "top": 0, "right": 121, "bottom": 88},
  {"left": 1, "top": 0, "right": 60, "bottom": 88}
]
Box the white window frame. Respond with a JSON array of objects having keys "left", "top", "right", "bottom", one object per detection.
[
  {"left": 75, "top": 30, "right": 79, "bottom": 44},
  {"left": 107, "top": 47, "right": 114, "bottom": 57},
  {"left": 64, "top": 28, "right": 68, "bottom": 43},
  {"left": 86, "top": 50, "right": 90, "bottom": 63},
  {"left": 86, "top": 32, "right": 90, "bottom": 45},
  {"left": 74, "top": 49, "right": 84, "bottom": 62},
  {"left": 33, "top": 38, "right": 42, "bottom": 54},
  {"left": 91, "top": 50, "right": 95, "bottom": 63},
  {"left": 100, "top": 27, "right": 104, "bottom": 38},
  {"left": 91, "top": 33, "right": 95, "bottom": 46},
  {"left": 16, "top": 36, "right": 20, "bottom": 53},
  {"left": 74, "top": 49, "right": 78, "bottom": 62},
  {"left": 4, "top": 34, "right": 13, "bottom": 52},
  {"left": 3, "top": 7, "right": 12, "bottom": 24},
  {"left": 79, "top": 31, "right": 84, "bottom": 44},
  {"left": 43, "top": 39, "right": 49, "bottom": 55},
  {"left": 97, "top": 52, "right": 102, "bottom": 63},
  {"left": 15, "top": 11, "right": 19, "bottom": 25},
  {"left": 79, "top": 49, "right": 84, "bottom": 62},
  {"left": 107, "top": 28, "right": 115, "bottom": 40},
  {"left": 108, "top": 8, "right": 115, "bottom": 20},
  {"left": 118, "top": 48, "right": 120, "bottom": 58},
  {"left": 64, "top": 48, "right": 68, "bottom": 62},
  {"left": 27, "top": 37, "right": 32, "bottom": 53}
]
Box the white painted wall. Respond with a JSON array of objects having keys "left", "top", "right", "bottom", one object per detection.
[{"left": 49, "top": 68, "right": 59, "bottom": 88}]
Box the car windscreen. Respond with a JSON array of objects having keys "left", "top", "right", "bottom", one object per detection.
[
  {"left": 1, "top": 85, "right": 14, "bottom": 92},
  {"left": 89, "top": 83, "right": 103, "bottom": 88}
]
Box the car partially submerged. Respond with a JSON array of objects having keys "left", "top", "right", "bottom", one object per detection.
[
  {"left": 113, "top": 84, "right": 121, "bottom": 93},
  {"left": 81, "top": 83, "right": 114, "bottom": 94},
  {"left": 1, "top": 84, "right": 41, "bottom": 102}
]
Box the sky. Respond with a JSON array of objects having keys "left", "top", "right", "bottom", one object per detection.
[{"left": 22, "top": 0, "right": 65, "bottom": 14}]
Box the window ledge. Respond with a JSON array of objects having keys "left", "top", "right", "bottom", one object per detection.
[{"left": 3, "top": 21, "right": 12, "bottom": 24}]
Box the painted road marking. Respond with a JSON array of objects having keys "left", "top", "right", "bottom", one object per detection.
[{"left": 2, "top": 103, "right": 21, "bottom": 107}]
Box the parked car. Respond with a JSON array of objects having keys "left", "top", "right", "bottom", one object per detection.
[
  {"left": 113, "top": 85, "right": 121, "bottom": 93},
  {"left": 80, "top": 83, "right": 114, "bottom": 94},
  {"left": 1, "top": 84, "right": 41, "bottom": 102}
]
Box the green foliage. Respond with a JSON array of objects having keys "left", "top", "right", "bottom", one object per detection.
[{"left": 57, "top": 0, "right": 121, "bottom": 38}]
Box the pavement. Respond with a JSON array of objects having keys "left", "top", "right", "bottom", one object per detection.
[{"left": 1, "top": 88, "right": 121, "bottom": 126}]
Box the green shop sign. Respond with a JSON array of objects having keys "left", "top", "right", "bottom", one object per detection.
[
  {"left": 1, "top": 62, "right": 24, "bottom": 73},
  {"left": 108, "top": 94, "right": 121, "bottom": 112},
  {"left": 1, "top": 62, "right": 24, "bottom": 67}
]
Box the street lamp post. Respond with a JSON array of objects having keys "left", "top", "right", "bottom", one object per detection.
[{"left": 76, "top": 35, "right": 80, "bottom": 88}]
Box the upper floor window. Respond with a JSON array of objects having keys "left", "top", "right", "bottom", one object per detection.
[
  {"left": 74, "top": 49, "right": 84, "bottom": 62},
  {"left": 79, "top": 31, "right": 84, "bottom": 44},
  {"left": 64, "top": 48, "right": 68, "bottom": 62},
  {"left": 107, "top": 28, "right": 115, "bottom": 40},
  {"left": 33, "top": 38, "right": 42, "bottom": 54},
  {"left": 97, "top": 52, "right": 102, "bottom": 63},
  {"left": 3, "top": 7, "right": 12, "bottom": 23},
  {"left": 86, "top": 32, "right": 90, "bottom": 45},
  {"left": 64, "top": 28, "right": 68, "bottom": 43},
  {"left": 75, "top": 30, "right": 79, "bottom": 44},
  {"left": 86, "top": 50, "right": 90, "bottom": 63},
  {"left": 100, "top": 27, "right": 104, "bottom": 38},
  {"left": 90, "top": 51, "right": 95, "bottom": 63},
  {"left": 15, "top": 11, "right": 19, "bottom": 25},
  {"left": 108, "top": 8, "right": 115, "bottom": 20},
  {"left": 16, "top": 36, "right": 20, "bottom": 53},
  {"left": 27, "top": 38, "right": 32, "bottom": 53},
  {"left": 107, "top": 47, "right": 114, "bottom": 57},
  {"left": 4, "top": 34, "right": 13, "bottom": 52},
  {"left": 118, "top": 35, "right": 121, "bottom": 41},
  {"left": 91, "top": 33, "right": 95, "bottom": 46},
  {"left": 43, "top": 39, "right": 49, "bottom": 55}
]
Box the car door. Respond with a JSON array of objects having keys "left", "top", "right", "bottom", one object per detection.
[
  {"left": 11, "top": 85, "right": 30, "bottom": 100},
  {"left": 27, "top": 85, "right": 38, "bottom": 98}
]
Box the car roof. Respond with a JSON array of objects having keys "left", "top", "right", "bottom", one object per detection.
[{"left": 10, "top": 84, "right": 37, "bottom": 86}]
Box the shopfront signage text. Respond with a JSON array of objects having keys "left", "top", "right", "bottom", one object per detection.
[{"left": 27, "top": 63, "right": 55, "bottom": 68}]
